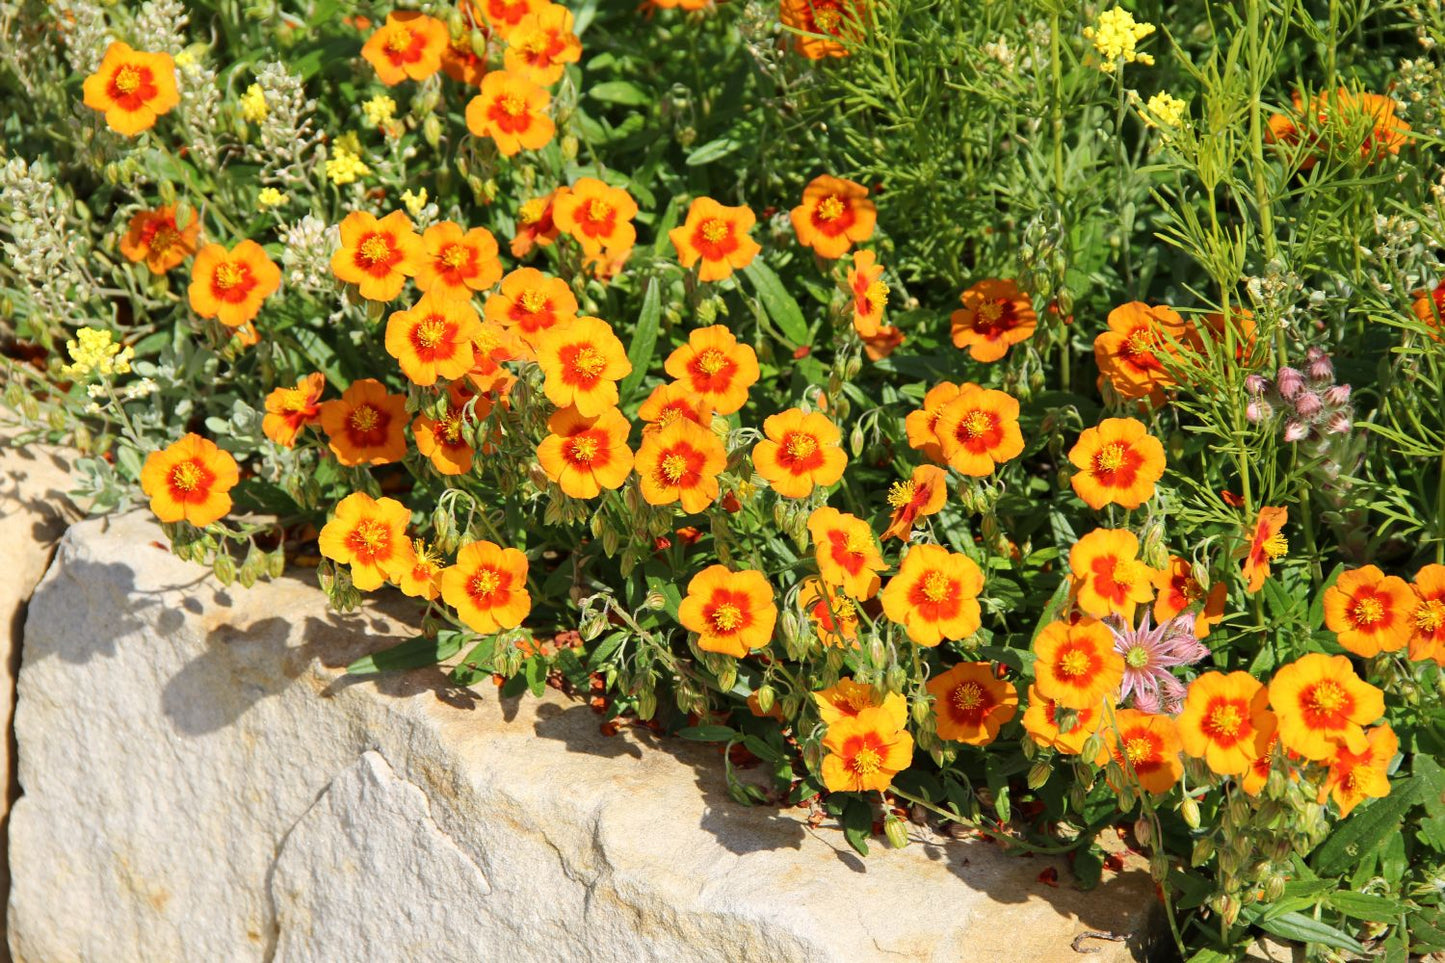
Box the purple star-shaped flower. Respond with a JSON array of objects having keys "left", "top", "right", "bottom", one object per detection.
[{"left": 1106, "top": 611, "right": 1209, "bottom": 714}]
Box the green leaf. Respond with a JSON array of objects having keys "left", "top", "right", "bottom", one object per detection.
[
  {"left": 841, "top": 796, "right": 872, "bottom": 857},
  {"left": 450, "top": 637, "right": 497, "bottom": 687},
  {"left": 346, "top": 631, "right": 467, "bottom": 675},
  {"left": 1030, "top": 577, "right": 1073, "bottom": 643},
  {"left": 1312, "top": 777, "right": 1420, "bottom": 876},
  {"left": 619, "top": 277, "right": 660, "bottom": 405},
  {"left": 676, "top": 725, "right": 737, "bottom": 742},
  {"left": 686, "top": 137, "right": 742, "bottom": 166},
  {"left": 1256, "top": 912, "right": 1365, "bottom": 953},
  {"left": 742, "top": 261, "right": 810, "bottom": 348},
  {"left": 588, "top": 81, "right": 652, "bottom": 106},
  {"left": 1407, "top": 907, "right": 1445, "bottom": 951},
  {"left": 1327, "top": 891, "right": 1404, "bottom": 922},
  {"left": 524, "top": 655, "right": 547, "bottom": 698}
]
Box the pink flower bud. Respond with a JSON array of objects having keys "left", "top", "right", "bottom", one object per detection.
[
  {"left": 1294, "top": 391, "right": 1323, "bottom": 418},
  {"left": 1327, "top": 411, "right": 1353, "bottom": 435},
  {"left": 1246, "top": 399, "right": 1272, "bottom": 423},
  {"left": 1244, "top": 374, "right": 1268, "bottom": 396},
  {"left": 1283, "top": 420, "right": 1310, "bottom": 442},
  {"left": 1276, "top": 366, "right": 1304, "bottom": 399},
  {"left": 1307, "top": 356, "right": 1334, "bottom": 383},
  {"left": 1325, "top": 384, "right": 1352, "bottom": 407}
]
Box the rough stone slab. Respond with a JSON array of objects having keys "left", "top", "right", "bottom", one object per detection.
[{"left": 9, "top": 511, "right": 1159, "bottom": 962}]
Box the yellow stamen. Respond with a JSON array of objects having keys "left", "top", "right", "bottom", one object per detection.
[
  {"left": 1094, "top": 443, "right": 1127, "bottom": 473},
  {"left": 957, "top": 410, "right": 992, "bottom": 440},
  {"left": 358, "top": 235, "right": 392, "bottom": 266},
  {"left": 469, "top": 568, "right": 501, "bottom": 598},
  {"left": 569, "top": 435, "right": 599, "bottom": 463},
  {"left": 849, "top": 745, "right": 882, "bottom": 775},
  {"left": 586, "top": 198, "right": 613, "bottom": 223},
  {"left": 711, "top": 602, "right": 743, "bottom": 632},
  {"left": 696, "top": 347, "right": 729, "bottom": 376},
  {"left": 1352, "top": 596, "right": 1386, "bottom": 627},
  {"left": 1059, "top": 648, "right": 1091, "bottom": 678},
  {"left": 350, "top": 519, "right": 390, "bottom": 558},
  {"left": 518, "top": 198, "right": 548, "bottom": 225},
  {"left": 977, "top": 301, "right": 1004, "bottom": 324},
  {"left": 864, "top": 281, "right": 889, "bottom": 312},
  {"left": 213, "top": 262, "right": 244, "bottom": 291},
  {"left": 660, "top": 452, "right": 689, "bottom": 483},
  {"left": 439, "top": 244, "right": 469, "bottom": 270},
  {"left": 952, "top": 682, "right": 983, "bottom": 712},
  {"left": 114, "top": 64, "right": 142, "bottom": 95},
  {"left": 1416, "top": 600, "right": 1445, "bottom": 634},
  {"left": 498, "top": 92, "right": 527, "bottom": 117},
  {"left": 1262, "top": 533, "right": 1288, "bottom": 560},
  {"left": 887, "top": 479, "right": 915, "bottom": 509},
  {"left": 383, "top": 27, "right": 414, "bottom": 55},
  {"left": 1207, "top": 703, "right": 1244, "bottom": 738},
  {"left": 414, "top": 317, "right": 448, "bottom": 349},
  {"left": 570, "top": 345, "right": 607, "bottom": 378},
  {"left": 169, "top": 461, "right": 203, "bottom": 493},
  {"left": 816, "top": 195, "right": 846, "bottom": 221},
  {"left": 785, "top": 432, "right": 818, "bottom": 459},
  {"left": 349, "top": 404, "right": 380, "bottom": 433},
  {"left": 921, "top": 571, "right": 951, "bottom": 603},
  {"left": 1308, "top": 681, "right": 1348, "bottom": 715},
  {"left": 700, "top": 218, "right": 729, "bottom": 243},
  {"left": 1124, "top": 736, "right": 1154, "bottom": 766},
  {"left": 518, "top": 289, "right": 547, "bottom": 313}
]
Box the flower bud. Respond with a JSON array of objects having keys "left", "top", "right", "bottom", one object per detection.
[
  {"left": 755, "top": 684, "right": 775, "bottom": 715},
  {"left": 1150, "top": 853, "right": 1170, "bottom": 881},
  {"left": 212, "top": 552, "right": 236, "bottom": 586},
  {"left": 884, "top": 813, "right": 910, "bottom": 850},
  {"left": 911, "top": 694, "right": 932, "bottom": 727},
  {"left": 1293, "top": 390, "right": 1322, "bottom": 418},
  {"left": 1276, "top": 366, "right": 1304, "bottom": 399},
  {"left": 1282, "top": 420, "right": 1309, "bottom": 442},
  {"left": 1133, "top": 816, "right": 1153, "bottom": 848},
  {"left": 1180, "top": 795, "right": 1201, "bottom": 830},
  {"left": 1027, "top": 758, "right": 1052, "bottom": 790},
  {"left": 1324, "top": 384, "right": 1351, "bottom": 407},
  {"left": 1191, "top": 836, "right": 1215, "bottom": 866},
  {"left": 1244, "top": 374, "right": 1268, "bottom": 396},
  {"left": 1306, "top": 351, "right": 1334, "bottom": 383},
  {"left": 1326, "top": 411, "right": 1353, "bottom": 435},
  {"left": 1245, "top": 399, "right": 1271, "bottom": 423}
]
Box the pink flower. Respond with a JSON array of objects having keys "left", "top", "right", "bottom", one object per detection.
[
  {"left": 1294, "top": 391, "right": 1322, "bottom": 418},
  {"left": 1276, "top": 366, "right": 1305, "bottom": 400},
  {"left": 1306, "top": 347, "right": 1334, "bottom": 383},
  {"left": 1325, "top": 384, "right": 1351, "bottom": 407},
  {"left": 1246, "top": 399, "right": 1272, "bottom": 423},
  {"left": 1107, "top": 612, "right": 1209, "bottom": 714}
]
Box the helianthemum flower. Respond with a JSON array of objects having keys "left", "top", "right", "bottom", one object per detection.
[
  {"left": 780, "top": 0, "right": 864, "bottom": 60},
  {"left": 441, "top": 540, "right": 533, "bottom": 634},
  {"left": 414, "top": 222, "right": 503, "bottom": 301},
  {"left": 484, "top": 267, "right": 579, "bottom": 348},
  {"left": 678, "top": 565, "right": 777, "bottom": 657},
  {"left": 477, "top": 0, "right": 547, "bottom": 39},
  {"left": 821, "top": 708, "right": 913, "bottom": 793},
  {"left": 536, "top": 405, "right": 634, "bottom": 499},
  {"left": 881, "top": 464, "right": 947, "bottom": 541},
  {"left": 638, "top": 382, "right": 712, "bottom": 433},
  {"left": 82, "top": 41, "right": 179, "bottom": 136},
  {"left": 188, "top": 241, "right": 281, "bottom": 329},
  {"left": 362, "top": 11, "right": 447, "bottom": 85},
  {"left": 552, "top": 177, "right": 638, "bottom": 256},
  {"left": 904, "top": 382, "right": 960, "bottom": 463},
  {"left": 1096, "top": 709, "right": 1182, "bottom": 796},
  {"left": 932, "top": 383, "right": 1025, "bottom": 476},
  {"left": 1268, "top": 652, "right": 1385, "bottom": 760},
  {"left": 847, "top": 250, "right": 888, "bottom": 337},
  {"left": 1267, "top": 89, "right": 1412, "bottom": 171},
  {"left": 668, "top": 197, "right": 761, "bottom": 282},
  {"left": 140, "top": 434, "right": 239, "bottom": 528},
  {"left": 1022, "top": 685, "right": 1105, "bottom": 755},
  {"left": 317, "top": 492, "right": 412, "bottom": 591},
  {"left": 397, "top": 539, "right": 444, "bottom": 600},
  {"left": 1178, "top": 671, "right": 1277, "bottom": 776},
  {"left": 1408, "top": 564, "right": 1445, "bottom": 663},
  {"left": 262, "top": 372, "right": 326, "bottom": 448},
  {"left": 880, "top": 543, "right": 984, "bottom": 646},
  {"left": 663, "top": 325, "right": 760, "bottom": 415},
  {"left": 806, "top": 507, "right": 885, "bottom": 599},
  {"left": 798, "top": 579, "right": 861, "bottom": 648},
  {"left": 635, "top": 419, "right": 727, "bottom": 513},
  {"left": 511, "top": 190, "right": 564, "bottom": 258},
  {"left": 331, "top": 210, "right": 423, "bottom": 302},
  {"left": 1152, "top": 555, "right": 1226, "bottom": 638},
  {"left": 504, "top": 4, "right": 582, "bottom": 85},
  {"left": 950, "top": 279, "right": 1037, "bottom": 362},
  {"left": 1033, "top": 619, "right": 1125, "bottom": 710},
  {"left": 753, "top": 409, "right": 847, "bottom": 498},
  {"left": 1094, "top": 302, "right": 1191, "bottom": 405},
  {"left": 790, "top": 175, "right": 875, "bottom": 260},
  {"left": 1069, "top": 528, "right": 1156, "bottom": 621},
  {"left": 814, "top": 678, "right": 907, "bottom": 728},
  {"left": 120, "top": 205, "right": 200, "bottom": 274},
  {"left": 1107, "top": 611, "right": 1208, "bottom": 714},
  {"left": 412, "top": 383, "right": 482, "bottom": 476},
  {"left": 1068, "top": 417, "right": 1167, "bottom": 510},
  {"left": 385, "top": 293, "right": 482, "bottom": 387},
  {"left": 927, "top": 663, "right": 1017, "bottom": 746},
  {"left": 535, "top": 315, "right": 632, "bottom": 416},
  {"left": 318, "top": 378, "right": 409, "bottom": 466},
  {"left": 466, "top": 70, "right": 555, "bottom": 157},
  {"left": 1242, "top": 506, "right": 1288, "bottom": 593},
  {"left": 1319, "top": 724, "right": 1397, "bottom": 817},
  {"left": 1323, "top": 565, "right": 1415, "bottom": 657}
]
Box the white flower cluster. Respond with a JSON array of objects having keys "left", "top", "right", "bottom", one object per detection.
[
  {"left": 133, "top": 0, "right": 188, "bottom": 53},
  {"left": 0, "top": 157, "right": 96, "bottom": 326},
  {"left": 48, "top": 0, "right": 110, "bottom": 75},
  {"left": 248, "top": 61, "right": 325, "bottom": 186},
  {"left": 281, "top": 215, "right": 340, "bottom": 295}
]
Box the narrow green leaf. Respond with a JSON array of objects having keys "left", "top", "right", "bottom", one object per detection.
[
  {"left": 1312, "top": 777, "right": 1420, "bottom": 876},
  {"left": 1256, "top": 912, "right": 1365, "bottom": 953},
  {"left": 686, "top": 137, "right": 742, "bottom": 166},
  {"left": 742, "top": 261, "right": 810, "bottom": 348},
  {"left": 346, "top": 632, "right": 467, "bottom": 675},
  {"left": 588, "top": 81, "right": 651, "bottom": 106},
  {"left": 677, "top": 724, "right": 737, "bottom": 742},
  {"left": 619, "top": 277, "right": 661, "bottom": 405}
]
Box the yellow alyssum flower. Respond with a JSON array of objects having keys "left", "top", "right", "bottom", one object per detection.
[
  {"left": 362, "top": 94, "right": 397, "bottom": 128},
  {"left": 400, "top": 187, "right": 428, "bottom": 217},
  {"left": 325, "top": 144, "right": 372, "bottom": 186},
  {"left": 1083, "top": 7, "right": 1156, "bottom": 72},
  {"left": 1143, "top": 91, "right": 1187, "bottom": 129},
  {"left": 239, "top": 83, "right": 268, "bottom": 123},
  {"left": 61, "top": 327, "right": 133, "bottom": 381},
  {"left": 257, "top": 187, "right": 288, "bottom": 208}
]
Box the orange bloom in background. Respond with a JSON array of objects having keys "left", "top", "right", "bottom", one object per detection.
[
  {"left": 1408, "top": 564, "right": 1445, "bottom": 662},
  {"left": 1266, "top": 88, "right": 1412, "bottom": 170},
  {"left": 581, "top": 244, "right": 633, "bottom": 282},
  {"left": 1323, "top": 565, "right": 1415, "bottom": 657},
  {"left": 415, "top": 222, "right": 503, "bottom": 300},
  {"left": 475, "top": 0, "right": 546, "bottom": 39},
  {"left": 860, "top": 325, "right": 905, "bottom": 361},
  {"left": 1240, "top": 737, "right": 1286, "bottom": 796},
  {"left": 1269, "top": 652, "right": 1385, "bottom": 761},
  {"left": 188, "top": 241, "right": 281, "bottom": 329},
  {"left": 263, "top": 372, "right": 326, "bottom": 448},
  {"left": 1197, "top": 307, "right": 1260, "bottom": 366},
  {"left": 927, "top": 663, "right": 1017, "bottom": 746},
  {"left": 553, "top": 177, "right": 638, "bottom": 256},
  {"left": 1411, "top": 281, "right": 1445, "bottom": 340},
  {"left": 331, "top": 210, "right": 423, "bottom": 302},
  {"left": 904, "top": 382, "right": 960, "bottom": 463},
  {"left": 535, "top": 315, "right": 632, "bottom": 416},
  {"left": 318, "top": 378, "right": 409, "bottom": 466},
  {"left": 1068, "top": 417, "right": 1166, "bottom": 510},
  {"left": 664, "top": 325, "right": 760, "bottom": 415},
  {"left": 82, "top": 42, "right": 179, "bottom": 136},
  {"left": 317, "top": 492, "right": 412, "bottom": 591},
  {"left": 780, "top": 0, "right": 863, "bottom": 60},
  {"left": 413, "top": 383, "right": 482, "bottom": 476},
  {"left": 635, "top": 418, "right": 727, "bottom": 513},
  {"left": 790, "top": 175, "right": 875, "bottom": 260},
  {"left": 1033, "top": 619, "right": 1125, "bottom": 710},
  {"left": 361, "top": 11, "right": 447, "bottom": 85},
  {"left": 441, "top": 540, "right": 533, "bottom": 634},
  {"left": 466, "top": 321, "right": 525, "bottom": 395},
  {"left": 1177, "top": 671, "right": 1277, "bottom": 776},
  {"left": 678, "top": 565, "right": 777, "bottom": 657},
  {"left": 1152, "top": 556, "right": 1226, "bottom": 638},
  {"left": 536, "top": 405, "right": 634, "bottom": 499},
  {"left": 882, "top": 464, "right": 947, "bottom": 541},
  {"left": 753, "top": 408, "right": 847, "bottom": 498},
  {"left": 397, "top": 539, "right": 444, "bottom": 600},
  {"left": 1242, "top": 506, "right": 1288, "bottom": 593},
  {"left": 638, "top": 381, "right": 712, "bottom": 433},
  {"left": 1097, "top": 709, "right": 1183, "bottom": 795},
  {"left": 1320, "top": 724, "right": 1397, "bottom": 817},
  {"left": 847, "top": 250, "right": 888, "bottom": 337},
  {"left": 441, "top": 32, "right": 487, "bottom": 86},
  {"left": 1069, "top": 528, "right": 1156, "bottom": 621},
  {"left": 120, "top": 205, "right": 199, "bottom": 274},
  {"left": 821, "top": 707, "right": 913, "bottom": 793},
  {"left": 807, "top": 507, "right": 885, "bottom": 599},
  {"left": 1022, "top": 685, "right": 1105, "bottom": 755},
  {"left": 814, "top": 677, "right": 906, "bottom": 727},
  {"left": 504, "top": 4, "right": 583, "bottom": 85},
  {"left": 385, "top": 293, "right": 482, "bottom": 387},
  {"left": 484, "top": 267, "right": 579, "bottom": 347},
  {"left": 668, "top": 197, "right": 761, "bottom": 282},
  {"left": 879, "top": 543, "right": 984, "bottom": 646},
  {"left": 511, "top": 191, "right": 564, "bottom": 258},
  {"left": 1094, "top": 302, "right": 1191, "bottom": 405},
  {"left": 140, "top": 434, "right": 239, "bottom": 528},
  {"left": 798, "top": 578, "right": 862, "bottom": 648},
  {"left": 950, "top": 279, "right": 1037, "bottom": 363},
  {"left": 466, "top": 70, "right": 554, "bottom": 157},
  {"left": 933, "top": 383, "right": 1024, "bottom": 476}
]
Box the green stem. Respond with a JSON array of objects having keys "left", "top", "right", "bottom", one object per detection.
[{"left": 886, "top": 785, "right": 1078, "bottom": 855}]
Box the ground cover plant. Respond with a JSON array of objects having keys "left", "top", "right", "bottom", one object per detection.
[{"left": 6, "top": 0, "right": 1445, "bottom": 958}]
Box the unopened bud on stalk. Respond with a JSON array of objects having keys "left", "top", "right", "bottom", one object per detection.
[
  {"left": 1282, "top": 420, "right": 1309, "bottom": 442},
  {"left": 1276, "top": 366, "right": 1304, "bottom": 399},
  {"left": 1133, "top": 816, "right": 1153, "bottom": 848},
  {"left": 755, "top": 684, "right": 775, "bottom": 715},
  {"left": 1294, "top": 391, "right": 1322, "bottom": 418},
  {"left": 1324, "top": 384, "right": 1351, "bottom": 406},
  {"left": 1026, "top": 758, "right": 1052, "bottom": 790},
  {"left": 1180, "top": 795, "right": 1201, "bottom": 829},
  {"left": 1246, "top": 399, "right": 1271, "bottom": 423},
  {"left": 1244, "top": 374, "right": 1268, "bottom": 395}
]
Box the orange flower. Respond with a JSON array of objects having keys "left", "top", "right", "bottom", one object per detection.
[
  {"left": 806, "top": 507, "right": 885, "bottom": 599},
  {"left": 880, "top": 543, "right": 984, "bottom": 646},
  {"left": 385, "top": 293, "right": 483, "bottom": 386},
  {"left": 397, "top": 539, "right": 444, "bottom": 600},
  {"left": 361, "top": 11, "right": 447, "bottom": 85},
  {"left": 415, "top": 221, "right": 503, "bottom": 301},
  {"left": 1240, "top": 737, "right": 1286, "bottom": 796},
  {"left": 120, "top": 205, "right": 199, "bottom": 274},
  {"left": 504, "top": 4, "right": 583, "bottom": 85},
  {"left": 441, "top": 540, "right": 533, "bottom": 634},
  {"left": 1319, "top": 724, "right": 1397, "bottom": 817},
  {"left": 484, "top": 267, "right": 579, "bottom": 347},
  {"left": 552, "top": 177, "right": 638, "bottom": 256},
  {"left": 412, "top": 383, "right": 481, "bottom": 476},
  {"left": 139, "top": 433, "right": 239, "bottom": 528},
  {"left": 663, "top": 325, "right": 760, "bottom": 415},
  {"left": 465, "top": 322, "right": 525, "bottom": 395},
  {"left": 860, "top": 325, "right": 905, "bottom": 361},
  {"left": 932, "top": 383, "right": 1024, "bottom": 476},
  {"left": 798, "top": 578, "right": 862, "bottom": 648},
  {"left": 1096, "top": 709, "right": 1183, "bottom": 795},
  {"left": 1323, "top": 565, "right": 1415, "bottom": 657},
  {"left": 789, "top": 175, "right": 875, "bottom": 260},
  {"left": 1266, "top": 89, "right": 1412, "bottom": 170},
  {"left": 1069, "top": 529, "right": 1156, "bottom": 621},
  {"left": 1196, "top": 307, "right": 1260, "bottom": 367},
  {"left": 1033, "top": 619, "right": 1125, "bottom": 710},
  {"left": 331, "top": 210, "right": 423, "bottom": 302},
  {"left": 317, "top": 492, "right": 412, "bottom": 591},
  {"left": 1068, "top": 417, "right": 1166, "bottom": 510},
  {"left": 465, "top": 70, "right": 554, "bottom": 157},
  {"left": 881, "top": 465, "right": 947, "bottom": 542},
  {"left": 903, "top": 382, "right": 960, "bottom": 463},
  {"left": 677, "top": 565, "right": 777, "bottom": 657},
  {"left": 1094, "top": 302, "right": 1191, "bottom": 405},
  {"left": 475, "top": 0, "right": 546, "bottom": 39},
  {"left": 441, "top": 31, "right": 487, "bottom": 86},
  {"left": 821, "top": 708, "right": 913, "bottom": 793},
  {"left": 1242, "top": 506, "right": 1288, "bottom": 594},
  {"left": 847, "top": 250, "right": 888, "bottom": 337},
  {"left": 950, "top": 279, "right": 1037, "bottom": 362},
  {"left": 1177, "top": 671, "right": 1276, "bottom": 776},
  {"left": 1268, "top": 652, "right": 1385, "bottom": 761},
  {"left": 1022, "top": 685, "right": 1105, "bottom": 755},
  {"left": 635, "top": 418, "right": 727, "bottom": 513},
  {"left": 262, "top": 372, "right": 326, "bottom": 448},
  {"left": 535, "top": 315, "right": 632, "bottom": 416},
  {"left": 82, "top": 42, "right": 179, "bottom": 136},
  {"left": 668, "top": 197, "right": 761, "bottom": 282},
  {"left": 1408, "top": 564, "right": 1445, "bottom": 663},
  {"left": 780, "top": 0, "right": 863, "bottom": 59},
  {"left": 1152, "top": 556, "right": 1226, "bottom": 638},
  {"left": 638, "top": 381, "right": 712, "bottom": 433},
  {"left": 318, "top": 378, "right": 409, "bottom": 466},
  {"left": 813, "top": 677, "right": 906, "bottom": 727},
  {"left": 511, "top": 191, "right": 564, "bottom": 258},
  {"left": 752, "top": 408, "right": 847, "bottom": 498},
  {"left": 188, "top": 241, "right": 281, "bottom": 329},
  {"left": 536, "top": 405, "right": 634, "bottom": 498},
  {"left": 927, "top": 663, "right": 1017, "bottom": 746}
]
